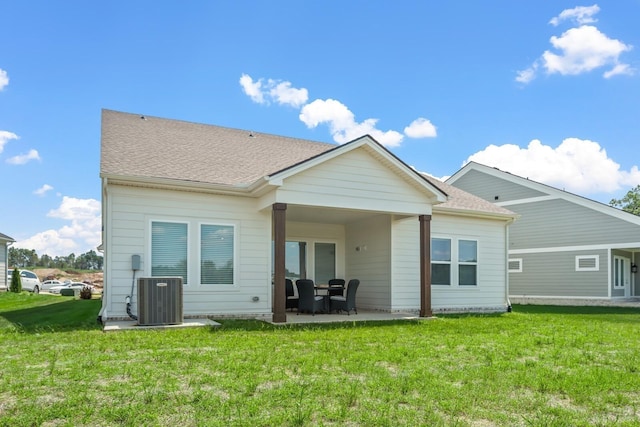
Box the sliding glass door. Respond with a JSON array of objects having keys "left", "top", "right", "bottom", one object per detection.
[{"left": 276, "top": 240, "right": 336, "bottom": 283}]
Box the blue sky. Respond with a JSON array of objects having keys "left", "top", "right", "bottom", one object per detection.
[{"left": 1, "top": 1, "right": 639, "bottom": 256}]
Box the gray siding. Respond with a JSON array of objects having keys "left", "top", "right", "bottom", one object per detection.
[
  {"left": 452, "top": 169, "right": 546, "bottom": 203},
  {"left": 510, "top": 250, "right": 608, "bottom": 297},
  {"left": 510, "top": 199, "right": 640, "bottom": 249}
]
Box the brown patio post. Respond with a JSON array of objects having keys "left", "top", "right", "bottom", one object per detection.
[
  {"left": 419, "top": 215, "right": 432, "bottom": 317},
  {"left": 272, "top": 203, "right": 287, "bottom": 323}
]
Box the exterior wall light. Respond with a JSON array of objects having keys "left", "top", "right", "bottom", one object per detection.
[{"left": 632, "top": 263, "right": 638, "bottom": 274}]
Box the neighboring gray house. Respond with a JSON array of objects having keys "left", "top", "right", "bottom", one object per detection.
[
  {"left": 447, "top": 161, "right": 640, "bottom": 302},
  {"left": 99, "top": 110, "right": 516, "bottom": 323},
  {"left": 0, "top": 232, "right": 15, "bottom": 291}
]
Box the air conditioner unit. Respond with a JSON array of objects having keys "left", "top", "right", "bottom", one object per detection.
[{"left": 137, "top": 277, "right": 183, "bottom": 326}]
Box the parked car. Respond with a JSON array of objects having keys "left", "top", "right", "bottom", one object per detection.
[
  {"left": 7, "top": 269, "right": 42, "bottom": 293},
  {"left": 41, "top": 279, "right": 65, "bottom": 292},
  {"left": 49, "top": 282, "right": 95, "bottom": 295}
]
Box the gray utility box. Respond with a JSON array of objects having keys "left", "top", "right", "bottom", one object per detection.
[{"left": 137, "top": 277, "right": 183, "bottom": 326}]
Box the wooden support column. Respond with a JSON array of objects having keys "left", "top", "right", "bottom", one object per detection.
[
  {"left": 419, "top": 214, "right": 432, "bottom": 318},
  {"left": 272, "top": 203, "right": 287, "bottom": 323}
]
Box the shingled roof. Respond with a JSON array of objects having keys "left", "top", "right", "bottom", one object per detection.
[
  {"left": 101, "top": 109, "right": 516, "bottom": 219},
  {"left": 101, "top": 109, "right": 335, "bottom": 186},
  {"left": 423, "top": 175, "right": 516, "bottom": 218}
]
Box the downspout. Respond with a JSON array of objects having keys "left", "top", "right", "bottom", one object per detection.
[
  {"left": 505, "top": 221, "right": 512, "bottom": 312},
  {"left": 98, "top": 177, "right": 108, "bottom": 322}
]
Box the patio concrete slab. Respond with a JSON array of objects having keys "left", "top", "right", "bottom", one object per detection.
[{"left": 268, "top": 310, "right": 429, "bottom": 325}]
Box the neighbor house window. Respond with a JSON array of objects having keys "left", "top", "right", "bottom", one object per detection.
[
  {"left": 151, "top": 221, "right": 188, "bottom": 283},
  {"left": 575, "top": 255, "right": 599, "bottom": 272},
  {"left": 458, "top": 240, "right": 478, "bottom": 286},
  {"left": 431, "top": 238, "right": 451, "bottom": 285},
  {"left": 508, "top": 258, "right": 523, "bottom": 273},
  {"left": 201, "top": 224, "right": 235, "bottom": 285}
]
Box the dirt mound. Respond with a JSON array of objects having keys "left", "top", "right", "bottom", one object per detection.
[{"left": 34, "top": 268, "right": 103, "bottom": 288}]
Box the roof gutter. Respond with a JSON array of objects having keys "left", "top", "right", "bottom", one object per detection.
[{"left": 433, "top": 206, "right": 519, "bottom": 222}]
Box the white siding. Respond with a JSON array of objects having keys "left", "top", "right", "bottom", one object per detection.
[
  {"left": 392, "top": 214, "right": 508, "bottom": 312},
  {"left": 103, "top": 184, "right": 272, "bottom": 320},
  {"left": 345, "top": 215, "right": 392, "bottom": 310},
  {"left": 274, "top": 148, "right": 434, "bottom": 215},
  {"left": 431, "top": 215, "right": 508, "bottom": 311},
  {"left": 0, "top": 243, "right": 7, "bottom": 290}
]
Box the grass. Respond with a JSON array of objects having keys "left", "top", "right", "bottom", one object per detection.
[{"left": 1, "top": 294, "right": 639, "bottom": 426}]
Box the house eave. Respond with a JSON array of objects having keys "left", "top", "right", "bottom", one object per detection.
[
  {"left": 101, "top": 173, "right": 261, "bottom": 196},
  {"left": 433, "top": 206, "right": 519, "bottom": 222}
]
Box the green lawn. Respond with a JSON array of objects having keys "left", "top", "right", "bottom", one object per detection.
[{"left": 1, "top": 293, "right": 639, "bottom": 426}]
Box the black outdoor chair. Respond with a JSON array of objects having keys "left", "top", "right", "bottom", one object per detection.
[
  {"left": 327, "top": 278, "right": 346, "bottom": 297},
  {"left": 296, "top": 279, "right": 325, "bottom": 315},
  {"left": 285, "top": 279, "right": 298, "bottom": 311},
  {"left": 330, "top": 279, "right": 359, "bottom": 315}
]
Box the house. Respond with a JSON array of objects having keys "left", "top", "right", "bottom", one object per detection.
[
  {"left": 0, "top": 232, "right": 15, "bottom": 291},
  {"left": 99, "top": 110, "right": 516, "bottom": 323},
  {"left": 447, "top": 161, "right": 640, "bottom": 303}
]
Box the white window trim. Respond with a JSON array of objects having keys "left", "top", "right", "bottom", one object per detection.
[
  {"left": 508, "top": 258, "right": 523, "bottom": 273},
  {"left": 432, "top": 236, "right": 479, "bottom": 287},
  {"left": 198, "top": 221, "right": 238, "bottom": 288},
  {"left": 431, "top": 237, "right": 452, "bottom": 286},
  {"left": 458, "top": 239, "right": 479, "bottom": 286},
  {"left": 575, "top": 255, "right": 599, "bottom": 272},
  {"left": 149, "top": 219, "right": 190, "bottom": 286}
]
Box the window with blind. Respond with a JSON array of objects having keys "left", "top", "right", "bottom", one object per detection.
[
  {"left": 200, "top": 224, "right": 235, "bottom": 285},
  {"left": 151, "top": 221, "right": 188, "bottom": 283}
]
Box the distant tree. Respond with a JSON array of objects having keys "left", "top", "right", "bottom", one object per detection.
[
  {"left": 9, "top": 268, "right": 22, "bottom": 293},
  {"left": 610, "top": 185, "right": 640, "bottom": 216},
  {"left": 8, "top": 248, "right": 36, "bottom": 268}
]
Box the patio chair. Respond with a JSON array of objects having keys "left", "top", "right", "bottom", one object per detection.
[
  {"left": 330, "top": 279, "right": 359, "bottom": 315},
  {"left": 285, "top": 279, "right": 298, "bottom": 311},
  {"left": 296, "top": 279, "right": 325, "bottom": 315},
  {"left": 327, "top": 278, "right": 345, "bottom": 297}
]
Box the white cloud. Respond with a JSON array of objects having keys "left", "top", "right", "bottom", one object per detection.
[
  {"left": 239, "top": 74, "right": 265, "bottom": 104},
  {"left": 241, "top": 73, "right": 437, "bottom": 147},
  {"left": 465, "top": 137, "right": 640, "bottom": 195},
  {"left": 34, "top": 184, "right": 54, "bottom": 196},
  {"left": 240, "top": 74, "right": 308, "bottom": 107},
  {"left": 542, "top": 26, "right": 632, "bottom": 76},
  {"left": 0, "top": 68, "right": 8, "bottom": 90},
  {"left": 515, "top": 62, "right": 539, "bottom": 84},
  {"left": 299, "top": 98, "right": 404, "bottom": 147},
  {"left": 517, "top": 6, "right": 633, "bottom": 83},
  {"left": 404, "top": 118, "right": 437, "bottom": 138},
  {"left": 549, "top": 5, "right": 600, "bottom": 26},
  {"left": 0, "top": 130, "right": 18, "bottom": 154},
  {"left": 269, "top": 81, "right": 308, "bottom": 107},
  {"left": 13, "top": 197, "right": 102, "bottom": 256},
  {"left": 6, "top": 149, "right": 41, "bottom": 165}
]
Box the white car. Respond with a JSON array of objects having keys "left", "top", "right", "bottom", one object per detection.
[
  {"left": 7, "top": 269, "right": 42, "bottom": 293},
  {"left": 42, "top": 280, "right": 65, "bottom": 292},
  {"left": 49, "top": 282, "right": 95, "bottom": 295}
]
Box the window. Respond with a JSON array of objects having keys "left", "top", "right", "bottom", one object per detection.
[
  {"left": 314, "top": 242, "right": 336, "bottom": 284},
  {"left": 575, "top": 255, "right": 599, "bottom": 272},
  {"left": 284, "top": 241, "right": 307, "bottom": 281},
  {"left": 151, "top": 221, "right": 188, "bottom": 282},
  {"left": 275, "top": 240, "right": 336, "bottom": 283},
  {"left": 508, "top": 258, "right": 523, "bottom": 273},
  {"left": 458, "top": 240, "right": 477, "bottom": 286},
  {"left": 201, "top": 224, "right": 235, "bottom": 285},
  {"left": 431, "top": 238, "right": 451, "bottom": 285}
]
